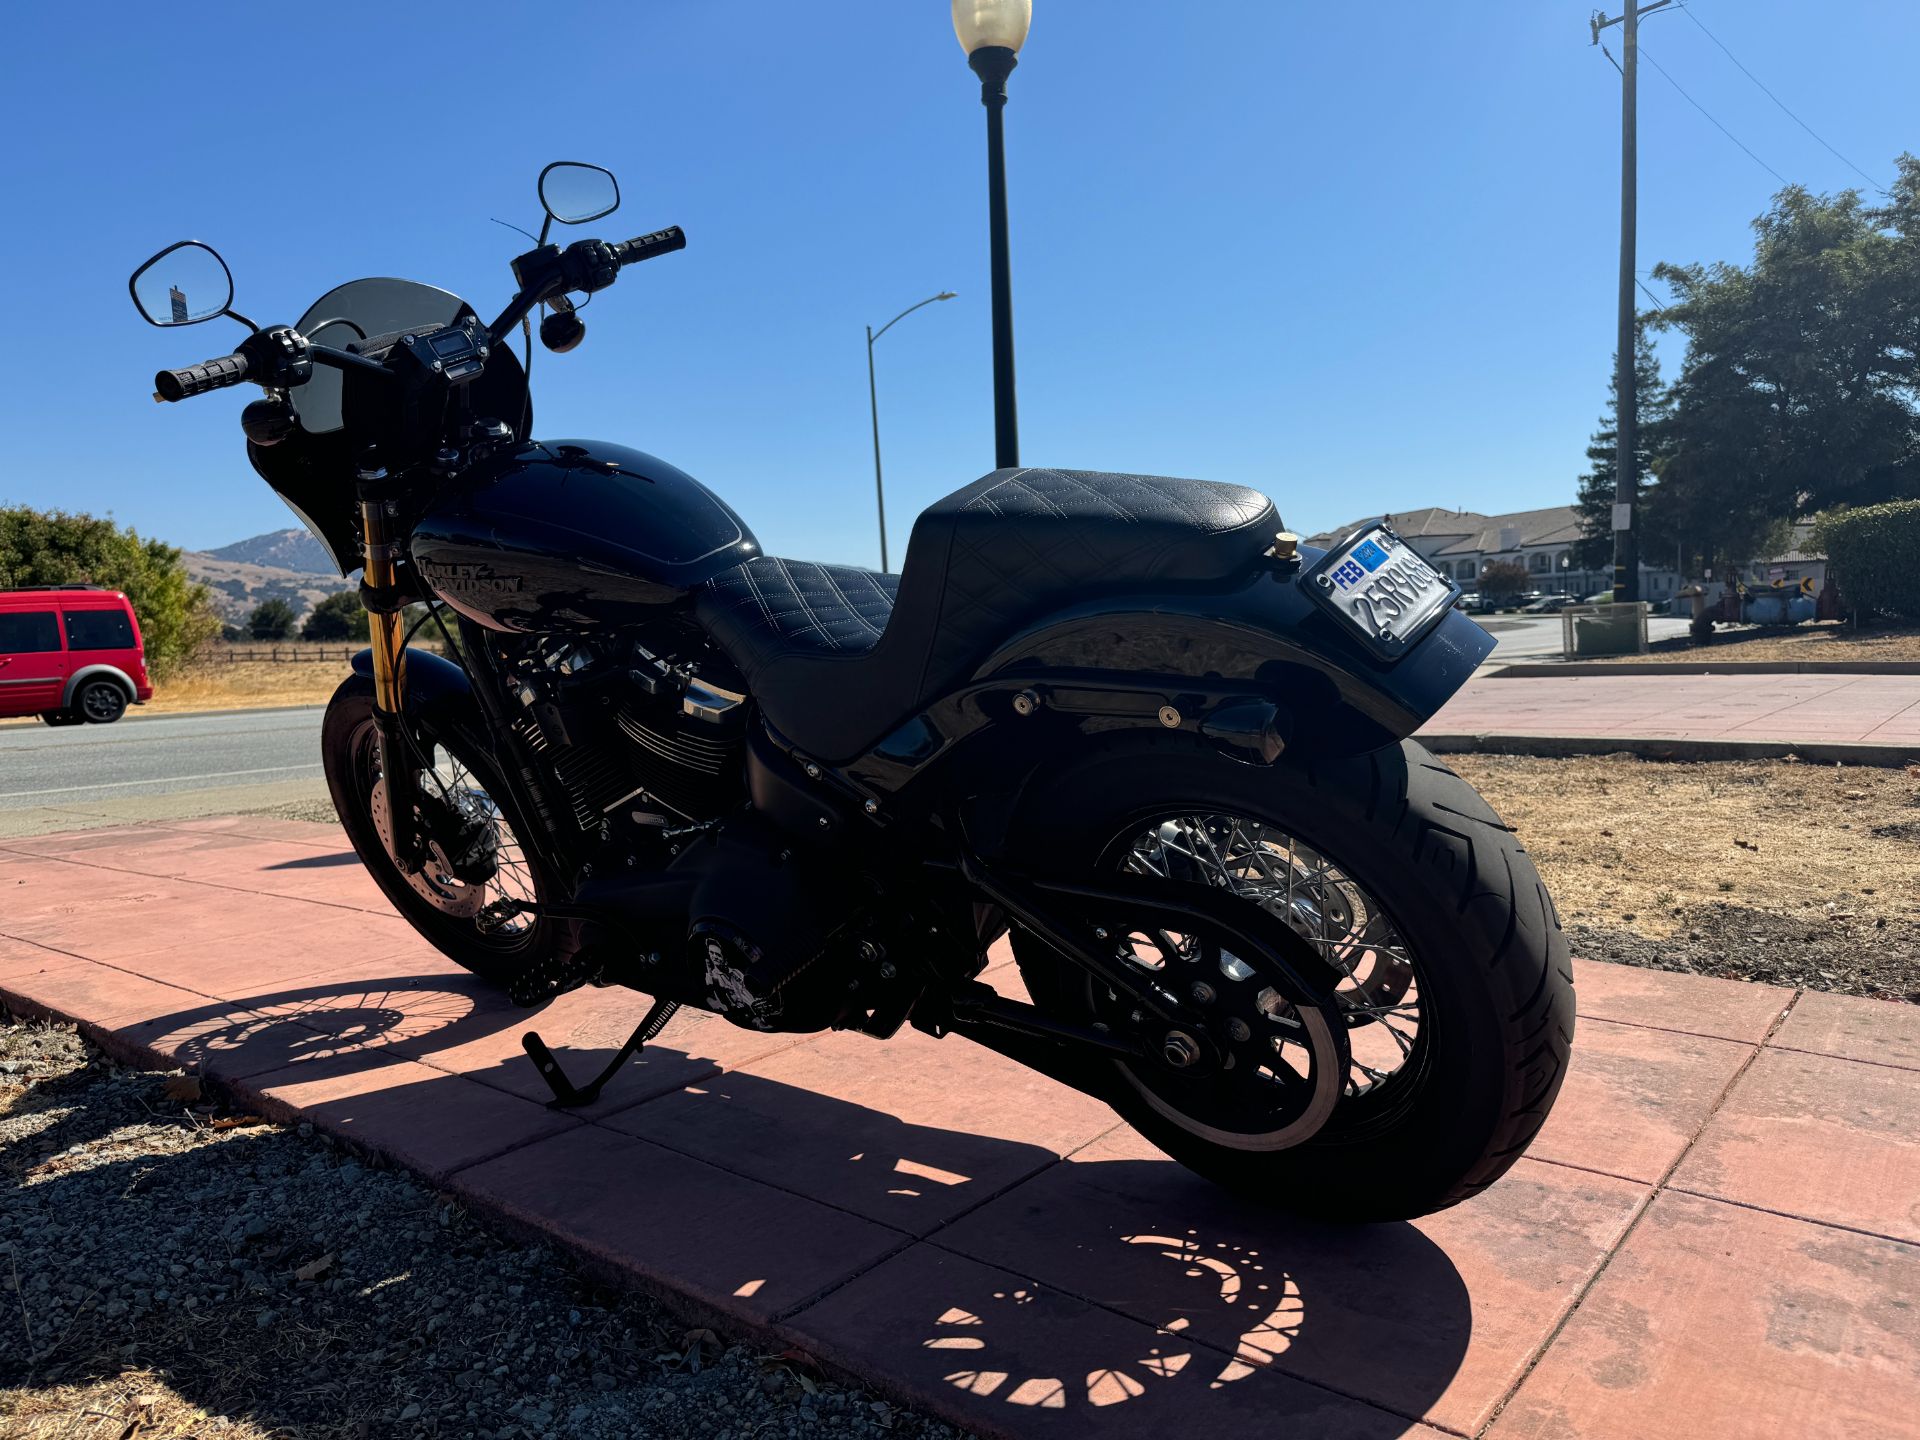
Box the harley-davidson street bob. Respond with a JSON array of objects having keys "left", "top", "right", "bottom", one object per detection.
[{"left": 129, "top": 162, "right": 1572, "bottom": 1220}]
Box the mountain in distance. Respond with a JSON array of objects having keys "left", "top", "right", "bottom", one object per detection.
[
  {"left": 183, "top": 528, "right": 352, "bottom": 625},
  {"left": 205, "top": 528, "right": 339, "bottom": 574}
]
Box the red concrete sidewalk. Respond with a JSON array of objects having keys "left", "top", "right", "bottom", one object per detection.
[
  {"left": 1420, "top": 672, "right": 1920, "bottom": 755},
  {"left": 3, "top": 818, "right": 1917, "bottom": 1439}
]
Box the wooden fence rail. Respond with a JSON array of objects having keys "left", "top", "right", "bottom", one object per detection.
[{"left": 201, "top": 642, "right": 445, "bottom": 664}]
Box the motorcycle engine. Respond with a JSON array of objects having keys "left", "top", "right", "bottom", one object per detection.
[
  {"left": 681, "top": 819, "right": 871, "bottom": 1032},
  {"left": 503, "top": 635, "right": 747, "bottom": 831}
]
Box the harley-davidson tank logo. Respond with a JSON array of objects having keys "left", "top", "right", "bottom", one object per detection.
[{"left": 420, "top": 562, "right": 524, "bottom": 596}]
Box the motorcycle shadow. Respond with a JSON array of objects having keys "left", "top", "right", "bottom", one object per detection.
[{"left": 114, "top": 972, "right": 1473, "bottom": 1433}]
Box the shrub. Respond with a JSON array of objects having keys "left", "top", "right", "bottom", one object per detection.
[
  {"left": 0, "top": 505, "right": 220, "bottom": 677},
  {"left": 302, "top": 590, "right": 370, "bottom": 641},
  {"left": 1812, "top": 502, "right": 1920, "bottom": 620},
  {"left": 248, "top": 598, "right": 298, "bottom": 640},
  {"left": 1477, "top": 559, "right": 1531, "bottom": 597}
]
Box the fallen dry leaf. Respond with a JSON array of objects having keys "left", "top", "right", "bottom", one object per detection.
[
  {"left": 209, "top": 1114, "right": 270, "bottom": 1131},
  {"left": 161, "top": 1076, "right": 202, "bottom": 1103},
  {"left": 294, "top": 1253, "right": 335, "bottom": 1283}
]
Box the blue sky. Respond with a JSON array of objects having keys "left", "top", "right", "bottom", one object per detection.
[{"left": 0, "top": 1, "right": 1912, "bottom": 567}]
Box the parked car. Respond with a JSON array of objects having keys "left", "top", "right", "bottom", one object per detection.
[
  {"left": 1523, "top": 595, "right": 1580, "bottom": 614},
  {"left": 0, "top": 587, "right": 152, "bottom": 724}
]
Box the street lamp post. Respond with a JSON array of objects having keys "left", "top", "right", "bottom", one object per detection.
[
  {"left": 866, "top": 292, "right": 956, "bottom": 572},
  {"left": 952, "top": 0, "right": 1032, "bottom": 470}
]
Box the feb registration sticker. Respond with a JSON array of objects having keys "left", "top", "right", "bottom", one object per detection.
[{"left": 1303, "top": 525, "right": 1459, "bottom": 658}]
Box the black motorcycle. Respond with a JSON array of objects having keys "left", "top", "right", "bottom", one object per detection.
[{"left": 129, "top": 162, "right": 1571, "bottom": 1220}]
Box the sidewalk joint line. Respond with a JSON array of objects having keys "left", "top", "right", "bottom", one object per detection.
[
  {"left": 0, "top": 845, "right": 396, "bottom": 919},
  {"left": 1473, "top": 984, "right": 1805, "bottom": 1437},
  {"left": 1763, "top": 1040, "right": 1920, "bottom": 1074},
  {"left": 1657, "top": 1186, "right": 1920, "bottom": 1250}
]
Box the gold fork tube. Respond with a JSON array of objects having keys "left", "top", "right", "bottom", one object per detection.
[{"left": 359, "top": 497, "right": 408, "bottom": 715}]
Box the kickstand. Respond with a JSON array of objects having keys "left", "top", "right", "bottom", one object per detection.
[{"left": 522, "top": 997, "right": 682, "bottom": 1109}]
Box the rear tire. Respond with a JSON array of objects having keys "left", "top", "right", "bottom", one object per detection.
[
  {"left": 322, "top": 677, "right": 562, "bottom": 988},
  {"left": 76, "top": 681, "right": 128, "bottom": 724},
  {"left": 1006, "top": 735, "right": 1574, "bottom": 1221}
]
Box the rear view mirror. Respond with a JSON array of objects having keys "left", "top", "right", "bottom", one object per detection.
[
  {"left": 539, "top": 162, "right": 620, "bottom": 226},
  {"left": 129, "top": 241, "right": 234, "bottom": 327}
]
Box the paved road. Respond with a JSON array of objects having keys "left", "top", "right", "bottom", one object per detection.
[
  {"left": 0, "top": 707, "right": 325, "bottom": 812},
  {"left": 1478, "top": 613, "right": 1693, "bottom": 659}
]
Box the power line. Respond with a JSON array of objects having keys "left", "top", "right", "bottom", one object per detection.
[
  {"left": 1677, "top": 3, "right": 1888, "bottom": 193},
  {"left": 1637, "top": 44, "right": 1790, "bottom": 186}
]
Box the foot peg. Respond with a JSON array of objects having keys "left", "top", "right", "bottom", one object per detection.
[{"left": 522, "top": 997, "right": 681, "bottom": 1109}]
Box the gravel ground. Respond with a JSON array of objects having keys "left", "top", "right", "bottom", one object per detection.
[{"left": 0, "top": 1019, "right": 965, "bottom": 1440}]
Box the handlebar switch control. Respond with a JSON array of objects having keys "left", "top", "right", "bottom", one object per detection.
[{"left": 239, "top": 326, "right": 312, "bottom": 391}]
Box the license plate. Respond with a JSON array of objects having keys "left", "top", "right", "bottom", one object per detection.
[{"left": 1304, "top": 526, "right": 1458, "bottom": 656}]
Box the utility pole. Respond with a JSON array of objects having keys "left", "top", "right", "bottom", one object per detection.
[{"left": 1592, "top": 1, "right": 1668, "bottom": 604}]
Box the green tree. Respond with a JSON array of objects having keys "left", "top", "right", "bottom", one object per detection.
[
  {"left": 1571, "top": 329, "right": 1672, "bottom": 571},
  {"left": 0, "top": 505, "right": 219, "bottom": 677},
  {"left": 1644, "top": 155, "right": 1920, "bottom": 569},
  {"left": 248, "top": 598, "right": 297, "bottom": 640},
  {"left": 302, "top": 590, "right": 370, "bottom": 641},
  {"left": 1478, "top": 559, "right": 1530, "bottom": 599}
]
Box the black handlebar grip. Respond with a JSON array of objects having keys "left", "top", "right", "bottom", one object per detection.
[
  {"left": 610, "top": 226, "right": 687, "bottom": 267},
  {"left": 154, "top": 351, "right": 251, "bottom": 403}
]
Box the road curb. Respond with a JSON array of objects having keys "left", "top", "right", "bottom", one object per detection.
[
  {"left": 1419, "top": 731, "right": 1918, "bottom": 767},
  {"left": 1490, "top": 660, "right": 1920, "bottom": 677}
]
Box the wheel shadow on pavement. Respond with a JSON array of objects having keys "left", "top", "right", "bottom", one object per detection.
[{"left": 79, "top": 972, "right": 1475, "bottom": 1435}]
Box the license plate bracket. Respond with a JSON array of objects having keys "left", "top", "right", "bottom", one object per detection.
[{"left": 1301, "top": 525, "right": 1461, "bottom": 660}]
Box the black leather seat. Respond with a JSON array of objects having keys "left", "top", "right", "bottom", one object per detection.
[{"left": 696, "top": 467, "right": 1277, "bottom": 761}]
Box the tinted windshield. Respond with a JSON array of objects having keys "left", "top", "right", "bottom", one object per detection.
[{"left": 292, "top": 278, "right": 472, "bottom": 433}]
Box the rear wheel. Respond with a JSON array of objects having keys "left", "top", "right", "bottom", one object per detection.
[
  {"left": 1007, "top": 736, "right": 1573, "bottom": 1221},
  {"left": 76, "top": 681, "right": 128, "bottom": 724},
  {"left": 323, "top": 680, "right": 560, "bottom": 987}
]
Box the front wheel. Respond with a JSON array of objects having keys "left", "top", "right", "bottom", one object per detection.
[
  {"left": 1007, "top": 736, "right": 1574, "bottom": 1221},
  {"left": 322, "top": 678, "right": 562, "bottom": 988}
]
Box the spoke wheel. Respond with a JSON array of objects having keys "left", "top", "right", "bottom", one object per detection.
[
  {"left": 324, "top": 678, "right": 561, "bottom": 987},
  {"left": 356, "top": 724, "right": 538, "bottom": 942},
  {"left": 1123, "top": 815, "right": 1428, "bottom": 1102}
]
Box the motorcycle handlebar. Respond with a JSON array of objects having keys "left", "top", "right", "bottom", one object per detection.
[
  {"left": 610, "top": 226, "right": 686, "bottom": 268},
  {"left": 154, "top": 351, "right": 250, "bottom": 403}
]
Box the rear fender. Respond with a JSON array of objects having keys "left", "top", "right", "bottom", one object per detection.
[{"left": 839, "top": 570, "right": 1493, "bottom": 802}]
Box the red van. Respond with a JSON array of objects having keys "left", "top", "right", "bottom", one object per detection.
[{"left": 0, "top": 587, "right": 153, "bottom": 725}]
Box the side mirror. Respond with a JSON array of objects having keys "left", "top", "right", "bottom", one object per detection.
[
  {"left": 129, "top": 241, "right": 235, "bottom": 327},
  {"left": 538, "top": 162, "right": 620, "bottom": 226}
]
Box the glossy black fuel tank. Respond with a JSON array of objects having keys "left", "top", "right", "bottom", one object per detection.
[{"left": 411, "top": 439, "right": 759, "bottom": 632}]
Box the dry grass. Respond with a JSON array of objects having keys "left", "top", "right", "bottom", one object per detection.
[
  {"left": 0, "top": 661, "right": 345, "bottom": 728},
  {"left": 1, "top": 1371, "right": 273, "bottom": 1439},
  {"left": 141, "top": 660, "right": 350, "bottom": 714},
  {"left": 1572, "top": 620, "right": 1920, "bottom": 665},
  {"left": 1458, "top": 753, "right": 1920, "bottom": 999}
]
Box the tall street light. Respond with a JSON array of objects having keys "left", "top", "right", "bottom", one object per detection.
[
  {"left": 952, "top": 0, "right": 1031, "bottom": 470},
  {"left": 867, "top": 291, "right": 956, "bottom": 572}
]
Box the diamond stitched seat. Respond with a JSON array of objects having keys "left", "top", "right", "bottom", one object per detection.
[
  {"left": 696, "top": 467, "right": 1276, "bottom": 761},
  {"left": 698, "top": 558, "right": 899, "bottom": 672}
]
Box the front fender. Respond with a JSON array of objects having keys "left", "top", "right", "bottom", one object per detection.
[{"left": 348, "top": 645, "right": 475, "bottom": 731}]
